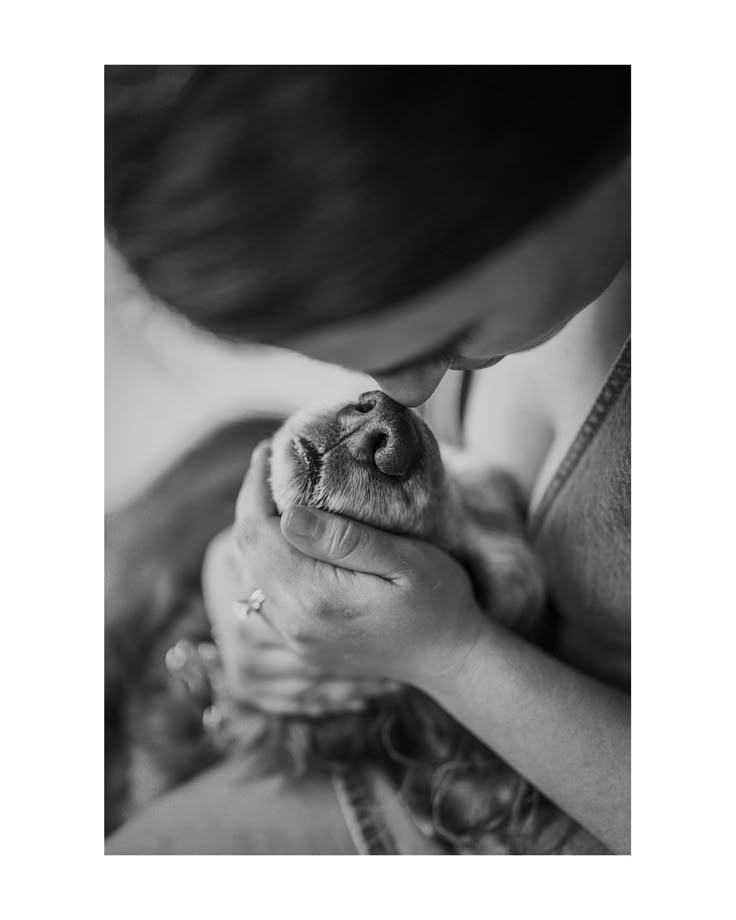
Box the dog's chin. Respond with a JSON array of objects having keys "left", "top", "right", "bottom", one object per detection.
[{"left": 268, "top": 403, "right": 451, "bottom": 540}]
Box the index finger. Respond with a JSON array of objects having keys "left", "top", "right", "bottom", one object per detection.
[{"left": 236, "top": 440, "right": 277, "bottom": 521}]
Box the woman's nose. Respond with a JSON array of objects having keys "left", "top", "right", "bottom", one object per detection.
[
  {"left": 342, "top": 391, "right": 420, "bottom": 478},
  {"left": 372, "top": 356, "right": 451, "bottom": 407}
]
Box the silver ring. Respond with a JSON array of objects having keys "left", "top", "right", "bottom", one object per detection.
[{"left": 232, "top": 588, "right": 266, "bottom": 621}]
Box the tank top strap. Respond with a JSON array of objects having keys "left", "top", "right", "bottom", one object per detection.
[{"left": 530, "top": 338, "right": 631, "bottom": 538}]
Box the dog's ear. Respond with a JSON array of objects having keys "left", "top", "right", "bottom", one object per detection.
[
  {"left": 461, "top": 528, "right": 546, "bottom": 637},
  {"left": 439, "top": 450, "right": 546, "bottom": 637}
]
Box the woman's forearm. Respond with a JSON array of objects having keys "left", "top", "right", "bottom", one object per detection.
[{"left": 420, "top": 616, "right": 631, "bottom": 854}]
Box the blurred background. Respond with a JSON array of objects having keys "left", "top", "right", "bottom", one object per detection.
[{"left": 105, "top": 244, "right": 371, "bottom": 511}]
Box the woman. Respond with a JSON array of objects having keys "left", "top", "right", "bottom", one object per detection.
[{"left": 104, "top": 65, "right": 631, "bottom": 854}]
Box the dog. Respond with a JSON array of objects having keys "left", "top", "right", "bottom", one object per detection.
[
  {"left": 269, "top": 391, "right": 545, "bottom": 635},
  {"left": 106, "top": 392, "right": 576, "bottom": 852}
]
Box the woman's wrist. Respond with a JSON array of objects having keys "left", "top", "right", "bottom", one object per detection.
[{"left": 406, "top": 600, "right": 492, "bottom": 696}]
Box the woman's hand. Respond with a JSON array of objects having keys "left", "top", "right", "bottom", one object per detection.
[
  {"left": 202, "top": 450, "right": 401, "bottom": 717},
  {"left": 225, "top": 441, "right": 487, "bottom": 691}
]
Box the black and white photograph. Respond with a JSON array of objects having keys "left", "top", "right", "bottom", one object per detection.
[
  {"left": 104, "top": 65, "right": 632, "bottom": 856},
  {"left": 6, "top": 4, "right": 736, "bottom": 913}
]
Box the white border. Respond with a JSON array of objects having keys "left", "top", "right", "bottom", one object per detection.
[{"left": 4, "top": 2, "right": 734, "bottom": 917}]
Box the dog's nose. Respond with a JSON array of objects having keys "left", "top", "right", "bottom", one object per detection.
[{"left": 342, "top": 391, "right": 421, "bottom": 478}]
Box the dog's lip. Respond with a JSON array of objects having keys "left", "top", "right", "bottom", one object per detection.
[
  {"left": 287, "top": 410, "right": 430, "bottom": 505},
  {"left": 292, "top": 435, "right": 324, "bottom": 499}
]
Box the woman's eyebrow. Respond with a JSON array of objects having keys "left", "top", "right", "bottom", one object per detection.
[{"left": 363, "top": 326, "right": 474, "bottom": 377}]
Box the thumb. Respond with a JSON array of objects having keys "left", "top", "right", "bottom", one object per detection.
[{"left": 280, "top": 505, "right": 405, "bottom": 578}]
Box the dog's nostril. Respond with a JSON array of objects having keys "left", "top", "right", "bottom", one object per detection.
[{"left": 373, "top": 434, "right": 417, "bottom": 478}]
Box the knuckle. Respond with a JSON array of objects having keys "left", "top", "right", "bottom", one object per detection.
[
  {"left": 298, "top": 580, "right": 332, "bottom": 622},
  {"left": 330, "top": 565, "right": 355, "bottom": 596},
  {"left": 235, "top": 651, "right": 259, "bottom": 678},
  {"left": 392, "top": 553, "right": 414, "bottom": 581},
  {"left": 327, "top": 519, "right": 363, "bottom": 561},
  {"left": 321, "top": 681, "right": 355, "bottom": 704},
  {"left": 310, "top": 592, "right": 333, "bottom": 622},
  {"left": 310, "top": 569, "right": 358, "bottom": 620},
  {"left": 288, "top": 621, "right": 315, "bottom": 648},
  {"left": 285, "top": 609, "right": 328, "bottom": 651},
  {"left": 226, "top": 675, "right": 256, "bottom": 704}
]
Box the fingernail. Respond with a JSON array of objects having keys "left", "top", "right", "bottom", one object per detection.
[{"left": 284, "top": 506, "right": 319, "bottom": 537}]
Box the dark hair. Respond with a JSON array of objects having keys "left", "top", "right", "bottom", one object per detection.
[{"left": 105, "top": 65, "right": 630, "bottom": 342}]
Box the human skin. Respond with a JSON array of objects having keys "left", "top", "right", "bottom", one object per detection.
[
  {"left": 206, "top": 158, "right": 632, "bottom": 852},
  {"left": 285, "top": 158, "right": 630, "bottom": 405}
]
